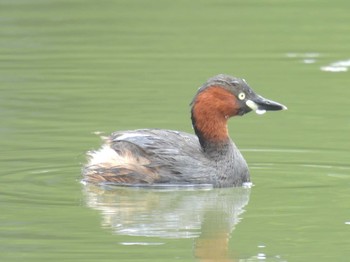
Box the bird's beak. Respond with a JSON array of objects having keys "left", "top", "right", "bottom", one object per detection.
[{"left": 246, "top": 95, "right": 287, "bottom": 115}]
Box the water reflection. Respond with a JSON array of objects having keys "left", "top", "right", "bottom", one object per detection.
[
  {"left": 83, "top": 184, "right": 251, "bottom": 261},
  {"left": 320, "top": 59, "right": 350, "bottom": 72}
]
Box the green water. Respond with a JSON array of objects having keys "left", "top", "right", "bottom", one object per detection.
[{"left": 1, "top": 0, "right": 350, "bottom": 261}]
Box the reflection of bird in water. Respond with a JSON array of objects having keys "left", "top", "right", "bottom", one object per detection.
[{"left": 83, "top": 184, "right": 251, "bottom": 261}]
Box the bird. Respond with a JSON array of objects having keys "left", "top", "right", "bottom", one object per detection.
[{"left": 82, "top": 74, "right": 287, "bottom": 188}]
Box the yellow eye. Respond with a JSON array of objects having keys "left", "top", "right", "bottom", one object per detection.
[{"left": 238, "top": 92, "right": 246, "bottom": 100}]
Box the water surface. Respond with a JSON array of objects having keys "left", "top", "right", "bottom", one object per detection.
[{"left": 1, "top": 0, "right": 350, "bottom": 261}]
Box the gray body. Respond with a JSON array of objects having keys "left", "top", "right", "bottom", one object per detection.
[{"left": 83, "top": 129, "right": 250, "bottom": 187}]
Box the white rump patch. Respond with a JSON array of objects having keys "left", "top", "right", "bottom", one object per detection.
[
  {"left": 87, "top": 145, "right": 121, "bottom": 167},
  {"left": 87, "top": 144, "right": 150, "bottom": 168}
]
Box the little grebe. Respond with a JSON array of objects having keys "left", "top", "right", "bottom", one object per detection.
[{"left": 83, "top": 74, "right": 286, "bottom": 188}]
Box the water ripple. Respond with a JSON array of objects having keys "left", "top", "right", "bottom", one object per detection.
[{"left": 321, "top": 59, "right": 350, "bottom": 72}]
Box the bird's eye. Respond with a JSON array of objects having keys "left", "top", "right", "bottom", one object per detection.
[{"left": 238, "top": 92, "right": 246, "bottom": 100}]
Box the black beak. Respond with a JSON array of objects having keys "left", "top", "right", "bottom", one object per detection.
[
  {"left": 254, "top": 95, "right": 287, "bottom": 111},
  {"left": 246, "top": 95, "right": 287, "bottom": 114}
]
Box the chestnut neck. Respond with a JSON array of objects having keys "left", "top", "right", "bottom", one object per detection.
[
  {"left": 191, "top": 111, "right": 230, "bottom": 151},
  {"left": 191, "top": 87, "right": 237, "bottom": 153}
]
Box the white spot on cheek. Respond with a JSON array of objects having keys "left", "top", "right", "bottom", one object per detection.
[
  {"left": 246, "top": 100, "right": 266, "bottom": 115},
  {"left": 246, "top": 100, "right": 258, "bottom": 111}
]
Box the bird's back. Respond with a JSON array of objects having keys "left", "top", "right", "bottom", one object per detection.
[{"left": 83, "top": 129, "right": 217, "bottom": 186}]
